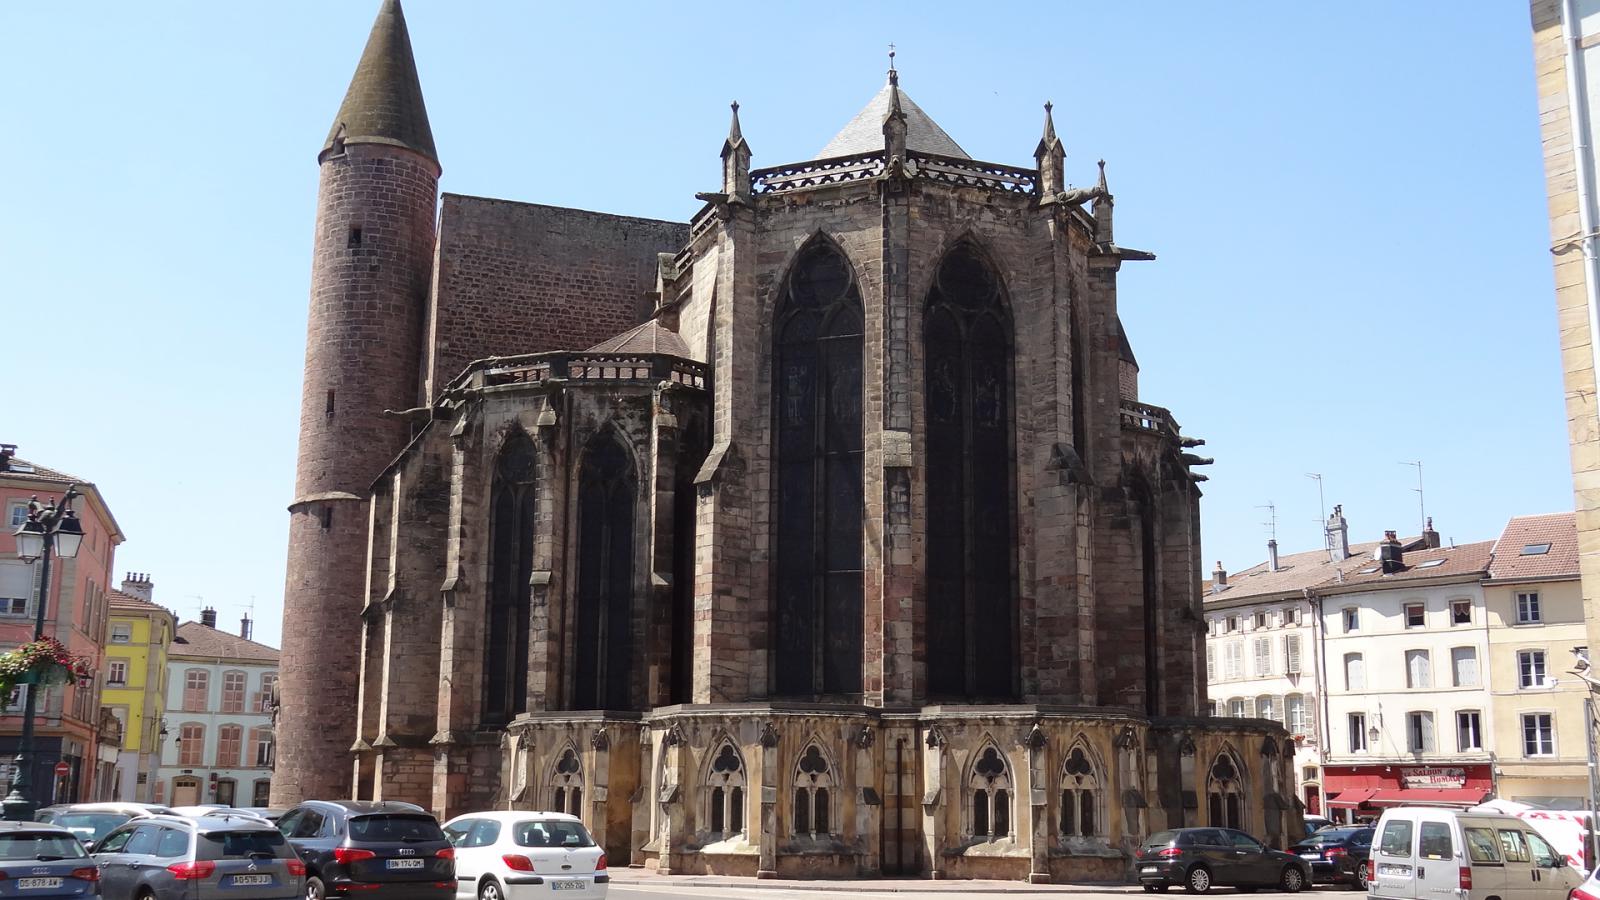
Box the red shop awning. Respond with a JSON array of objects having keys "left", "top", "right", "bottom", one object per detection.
[
  {"left": 1367, "top": 788, "right": 1490, "bottom": 808},
  {"left": 1327, "top": 789, "right": 1377, "bottom": 808}
]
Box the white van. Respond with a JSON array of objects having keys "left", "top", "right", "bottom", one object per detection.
[{"left": 1368, "top": 806, "right": 1580, "bottom": 900}]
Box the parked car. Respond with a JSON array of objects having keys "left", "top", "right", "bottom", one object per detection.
[
  {"left": 0, "top": 821, "right": 101, "bottom": 900},
  {"left": 91, "top": 813, "right": 302, "bottom": 900},
  {"left": 1367, "top": 806, "right": 1579, "bottom": 900},
  {"left": 1302, "top": 815, "right": 1332, "bottom": 836},
  {"left": 441, "top": 811, "right": 607, "bottom": 899},
  {"left": 1568, "top": 857, "right": 1600, "bottom": 900},
  {"left": 277, "top": 801, "right": 454, "bottom": 900},
  {"left": 1288, "top": 826, "right": 1372, "bottom": 889},
  {"left": 1135, "top": 827, "right": 1310, "bottom": 893},
  {"left": 32, "top": 804, "right": 175, "bottom": 848},
  {"left": 237, "top": 809, "right": 286, "bottom": 825}
]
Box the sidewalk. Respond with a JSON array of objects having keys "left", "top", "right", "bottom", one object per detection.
[{"left": 610, "top": 869, "right": 1144, "bottom": 894}]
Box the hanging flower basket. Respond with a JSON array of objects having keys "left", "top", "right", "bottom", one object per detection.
[{"left": 0, "top": 639, "right": 92, "bottom": 712}]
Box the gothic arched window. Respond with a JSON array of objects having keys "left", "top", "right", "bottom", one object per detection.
[
  {"left": 773, "top": 240, "right": 864, "bottom": 697},
  {"left": 550, "top": 746, "right": 584, "bottom": 817},
  {"left": 486, "top": 429, "right": 536, "bottom": 724},
  {"left": 573, "top": 430, "right": 637, "bottom": 710},
  {"left": 706, "top": 741, "right": 746, "bottom": 837},
  {"left": 1060, "top": 743, "right": 1105, "bottom": 839},
  {"left": 1207, "top": 750, "right": 1246, "bottom": 830},
  {"left": 793, "top": 742, "right": 835, "bottom": 837},
  {"left": 969, "top": 744, "right": 1013, "bottom": 840},
  {"left": 925, "top": 244, "right": 1016, "bottom": 699}
]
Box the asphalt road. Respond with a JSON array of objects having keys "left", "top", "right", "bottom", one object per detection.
[{"left": 606, "top": 882, "right": 1342, "bottom": 899}]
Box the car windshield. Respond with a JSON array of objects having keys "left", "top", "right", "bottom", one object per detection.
[
  {"left": 1305, "top": 828, "right": 1364, "bottom": 845},
  {"left": 0, "top": 833, "right": 88, "bottom": 860},
  {"left": 1142, "top": 830, "right": 1179, "bottom": 848},
  {"left": 348, "top": 815, "right": 445, "bottom": 843},
  {"left": 198, "top": 830, "right": 288, "bottom": 860},
  {"left": 54, "top": 814, "right": 129, "bottom": 843},
  {"left": 512, "top": 820, "right": 594, "bottom": 849}
]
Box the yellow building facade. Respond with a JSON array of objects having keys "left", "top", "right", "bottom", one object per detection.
[{"left": 103, "top": 580, "right": 173, "bottom": 803}]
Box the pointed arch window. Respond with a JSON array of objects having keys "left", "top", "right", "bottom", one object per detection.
[
  {"left": 925, "top": 244, "right": 1016, "bottom": 699},
  {"left": 1206, "top": 751, "right": 1245, "bottom": 830},
  {"left": 573, "top": 430, "right": 637, "bottom": 710},
  {"left": 773, "top": 240, "right": 864, "bottom": 697},
  {"left": 550, "top": 747, "right": 584, "bottom": 817},
  {"left": 706, "top": 741, "right": 746, "bottom": 838},
  {"left": 969, "top": 745, "right": 1013, "bottom": 840},
  {"left": 1060, "top": 744, "right": 1104, "bottom": 839},
  {"left": 486, "top": 430, "right": 536, "bottom": 724},
  {"left": 793, "top": 743, "right": 835, "bottom": 837}
]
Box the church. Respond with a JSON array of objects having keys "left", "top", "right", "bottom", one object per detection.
[{"left": 273, "top": 0, "right": 1297, "bottom": 882}]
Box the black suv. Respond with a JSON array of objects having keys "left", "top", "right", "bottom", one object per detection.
[
  {"left": 1288, "top": 826, "right": 1374, "bottom": 890},
  {"left": 276, "top": 802, "right": 454, "bottom": 900},
  {"left": 1136, "top": 827, "right": 1311, "bottom": 894}
]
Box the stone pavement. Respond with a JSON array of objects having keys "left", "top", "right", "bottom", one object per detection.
[{"left": 608, "top": 870, "right": 1147, "bottom": 894}]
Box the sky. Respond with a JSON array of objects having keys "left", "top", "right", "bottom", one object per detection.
[{"left": 0, "top": 2, "right": 1569, "bottom": 649}]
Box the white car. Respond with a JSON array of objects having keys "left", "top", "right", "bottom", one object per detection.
[{"left": 443, "top": 811, "right": 607, "bottom": 898}]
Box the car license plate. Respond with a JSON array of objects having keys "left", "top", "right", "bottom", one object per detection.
[
  {"left": 231, "top": 875, "right": 273, "bottom": 886},
  {"left": 17, "top": 879, "right": 62, "bottom": 890},
  {"left": 386, "top": 859, "right": 425, "bottom": 870},
  {"left": 550, "top": 882, "right": 584, "bottom": 892},
  {"left": 1141, "top": 866, "right": 1158, "bottom": 873}
]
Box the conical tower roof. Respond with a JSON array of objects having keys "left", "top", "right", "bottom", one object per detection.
[
  {"left": 816, "top": 77, "right": 968, "bottom": 160},
  {"left": 323, "top": 0, "right": 437, "bottom": 165}
]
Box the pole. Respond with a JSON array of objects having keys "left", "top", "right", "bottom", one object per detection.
[
  {"left": 2, "top": 540, "right": 51, "bottom": 821},
  {"left": 1588, "top": 697, "right": 1600, "bottom": 874}
]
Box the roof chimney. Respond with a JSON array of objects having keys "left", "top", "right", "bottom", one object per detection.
[
  {"left": 1211, "top": 560, "right": 1228, "bottom": 593},
  {"left": 240, "top": 614, "right": 253, "bottom": 641},
  {"left": 1325, "top": 504, "right": 1351, "bottom": 562},
  {"left": 1378, "top": 530, "right": 1404, "bottom": 574},
  {"left": 120, "top": 573, "right": 153, "bottom": 601},
  {"left": 1422, "top": 516, "right": 1440, "bottom": 549},
  {"left": 200, "top": 606, "right": 217, "bottom": 629},
  {"left": 1267, "top": 539, "right": 1280, "bottom": 573}
]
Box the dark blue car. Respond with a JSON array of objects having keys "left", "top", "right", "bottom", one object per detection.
[{"left": 0, "top": 822, "right": 99, "bottom": 899}]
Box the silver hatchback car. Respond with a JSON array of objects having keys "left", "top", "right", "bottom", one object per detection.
[{"left": 92, "top": 814, "right": 304, "bottom": 900}]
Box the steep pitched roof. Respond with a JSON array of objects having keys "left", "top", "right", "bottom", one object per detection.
[
  {"left": 817, "top": 78, "right": 968, "bottom": 160},
  {"left": 323, "top": 0, "right": 437, "bottom": 165},
  {"left": 586, "top": 320, "right": 691, "bottom": 357},
  {"left": 172, "top": 622, "right": 279, "bottom": 663},
  {"left": 1487, "top": 512, "right": 1578, "bottom": 581}
]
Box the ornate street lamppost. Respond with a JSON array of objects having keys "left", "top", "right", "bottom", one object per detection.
[{"left": 5, "top": 488, "right": 84, "bottom": 821}]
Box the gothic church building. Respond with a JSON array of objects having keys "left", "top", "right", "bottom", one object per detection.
[{"left": 275, "top": 0, "right": 1296, "bottom": 881}]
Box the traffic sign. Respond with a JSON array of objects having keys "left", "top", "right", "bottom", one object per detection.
[{"left": 53, "top": 762, "right": 68, "bottom": 777}]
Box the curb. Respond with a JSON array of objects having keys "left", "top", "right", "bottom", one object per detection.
[{"left": 606, "top": 876, "right": 1141, "bottom": 894}]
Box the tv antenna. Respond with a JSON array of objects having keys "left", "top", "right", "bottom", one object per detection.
[
  {"left": 1256, "top": 501, "right": 1278, "bottom": 542},
  {"left": 1399, "top": 460, "right": 1425, "bottom": 534},
  {"left": 1306, "top": 472, "right": 1326, "bottom": 523}
]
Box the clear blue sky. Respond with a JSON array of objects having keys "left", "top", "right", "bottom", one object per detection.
[{"left": 1, "top": 2, "right": 1567, "bottom": 649}]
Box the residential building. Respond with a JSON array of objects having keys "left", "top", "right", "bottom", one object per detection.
[
  {"left": 0, "top": 444, "right": 123, "bottom": 803},
  {"left": 101, "top": 578, "right": 174, "bottom": 802},
  {"left": 155, "top": 609, "right": 277, "bottom": 807},
  {"left": 1482, "top": 513, "right": 1587, "bottom": 805}
]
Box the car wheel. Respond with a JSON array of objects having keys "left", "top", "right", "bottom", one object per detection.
[
  {"left": 1353, "top": 865, "right": 1369, "bottom": 892},
  {"left": 1280, "top": 865, "right": 1306, "bottom": 893},
  {"left": 478, "top": 879, "right": 502, "bottom": 900},
  {"left": 306, "top": 876, "right": 326, "bottom": 900},
  {"left": 1186, "top": 866, "right": 1212, "bottom": 894}
]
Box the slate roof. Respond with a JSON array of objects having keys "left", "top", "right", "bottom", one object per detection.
[
  {"left": 172, "top": 621, "right": 279, "bottom": 663},
  {"left": 1486, "top": 512, "right": 1578, "bottom": 581},
  {"left": 585, "top": 320, "right": 691, "bottom": 357},
  {"left": 817, "top": 78, "right": 968, "bottom": 160},
  {"left": 323, "top": 0, "right": 437, "bottom": 165}
]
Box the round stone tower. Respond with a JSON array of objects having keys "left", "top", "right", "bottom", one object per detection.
[{"left": 274, "top": 0, "right": 439, "bottom": 805}]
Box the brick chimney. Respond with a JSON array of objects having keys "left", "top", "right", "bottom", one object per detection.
[
  {"left": 1378, "top": 530, "right": 1405, "bottom": 574},
  {"left": 201, "top": 606, "right": 217, "bottom": 629},
  {"left": 240, "top": 614, "right": 253, "bottom": 641},
  {"left": 120, "top": 573, "right": 153, "bottom": 601},
  {"left": 1211, "top": 561, "right": 1228, "bottom": 593},
  {"left": 1422, "top": 516, "right": 1441, "bottom": 549}
]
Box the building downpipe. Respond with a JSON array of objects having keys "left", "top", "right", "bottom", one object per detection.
[{"left": 1562, "top": 0, "right": 1600, "bottom": 400}]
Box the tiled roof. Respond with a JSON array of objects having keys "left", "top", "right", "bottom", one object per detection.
[
  {"left": 0, "top": 457, "right": 83, "bottom": 486},
  {"left": 1204, "top": 539, "right": 1391, "bottom": 604},
  {"left": 172, "top": 622, "right": 278, "bottom": 663},
  {"left": 1487, "top": 512, "right": 1578, "bottom": 581},
  {"left": 817, "top": 78, "right": 969, "bottom": 160},
  {"left": 585, "top": 320, "right": 690, "bottom": 357},
  {"left": 1325, "top": 540, "right": 1494, "bottom": 589},
  {"left": 108, "top": 590, "right": 174, "bottom": 618}
]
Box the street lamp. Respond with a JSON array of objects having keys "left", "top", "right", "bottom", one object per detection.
[
  {"left": 1567, "top": 647, "right": 1600, "bottom": 873},
  {"left": 5, "top": 488, "right": 84, "bottom": 821}
]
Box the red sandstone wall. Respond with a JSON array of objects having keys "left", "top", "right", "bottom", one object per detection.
[{"left": 423, "top": 195, "right": 690, "bottom": 398}]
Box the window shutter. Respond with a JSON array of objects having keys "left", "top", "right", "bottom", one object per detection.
[{"left": 1285, "top": 635, "right": 1301, "bottom": 674}]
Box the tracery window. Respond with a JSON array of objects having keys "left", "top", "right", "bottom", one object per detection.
[
  {"left": 486, "top": 429, "right": 536, "bottom": 724},
  {"left": 550, "top": 746, "right": 584, "bottom": 817},
  {"left": 773, "top": 240, "right": 864, "bottom": 697},
  {"left": 792, "top": 743, "right": 835, "bottom": 837},
  {"left": 1060, "top": 744, "right": 1104, "bottom": 839},
  {"left": 969, "top": 744, "right": 1013, "bottom": 840},
  {"left": 573, "top": 430, "right": 637, "bottom": 710},
  {"left": 706, "top": 742, "right": 746, "bottom": 837},
  {"left": 925, "top": 244, "right": 1016, "bottom": 699},
  {"left": 1206, "top": 751, "right": 1245, "bottom": 830}
]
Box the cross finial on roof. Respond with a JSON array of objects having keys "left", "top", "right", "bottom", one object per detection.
[
  {"left": 1097, "top": 159, "right": 1107, "bottom": 190},
  {"left": 888, "top": 43, "right": 898, "bottom": 85},
  {"left": 728, "top": 100, "right": 743, "bottom": 144}
]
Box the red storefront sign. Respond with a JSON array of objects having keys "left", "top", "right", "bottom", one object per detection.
[{"left": 1323, "top": 764, "right": 1492, "bottom": 810}]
